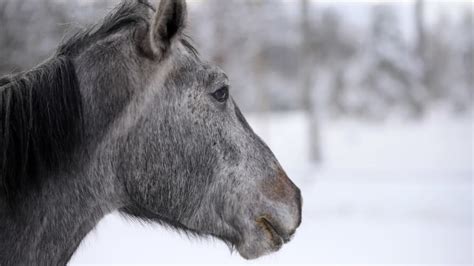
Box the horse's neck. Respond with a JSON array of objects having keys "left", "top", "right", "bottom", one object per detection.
[{"left": 0, "top": 168, "right": 120, "bottom": 265}]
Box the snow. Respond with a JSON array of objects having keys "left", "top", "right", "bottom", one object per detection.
[{"left": 70, "top": 110, "right": 472, "bottom": 265}]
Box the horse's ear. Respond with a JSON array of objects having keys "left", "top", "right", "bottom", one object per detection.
[{"left": 139, "top": 0, "right": 187, "bottom": 59}]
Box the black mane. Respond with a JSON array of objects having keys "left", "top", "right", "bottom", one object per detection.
[{"left": 0, "top": 56, "right": 83, "bottom": 202}]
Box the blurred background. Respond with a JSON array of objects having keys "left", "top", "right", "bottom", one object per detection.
[{"left": 1, "top": 0, "right": 472, "bottom": 264}]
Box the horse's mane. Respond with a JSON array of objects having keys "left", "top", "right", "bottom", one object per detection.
[{"left": 0, "top": 56, "right": 83, "bottom": 201}]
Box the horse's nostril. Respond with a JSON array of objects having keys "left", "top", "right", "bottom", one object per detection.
[{"left": 257, "top": 216, "right": 296, "bottom": 244}]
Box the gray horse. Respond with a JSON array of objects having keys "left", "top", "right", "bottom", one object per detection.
[{"left": 0, "top": 0, "right": 302, "bottom": 264}]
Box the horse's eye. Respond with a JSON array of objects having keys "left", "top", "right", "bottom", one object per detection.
[{"left": 212, "top": 86, "right": 229, "bottom": 103}]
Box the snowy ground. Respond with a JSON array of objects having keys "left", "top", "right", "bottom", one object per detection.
[{"left": 71, "top": 110, "right": 472, "bottom": 265}]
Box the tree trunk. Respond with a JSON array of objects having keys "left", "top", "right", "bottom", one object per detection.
[
  {"left": 301, "top": 0, "right": 322, "bottom": 162},
  {"left": 415, "top": 0, "right": 428, "bottom": 95},
  {"left": 415, "top": 0, "right": 426, "bottom": 62}
]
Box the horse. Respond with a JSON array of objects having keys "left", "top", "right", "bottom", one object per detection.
[{"left": 0, "top": 0, "right": 302, "bottom": 264}]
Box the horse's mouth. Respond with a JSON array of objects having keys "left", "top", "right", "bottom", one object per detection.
[{"left": 256, "top": 216, "right": 293, "bottom": 248}]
